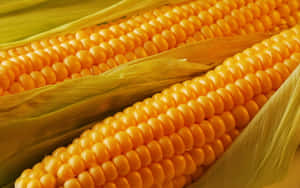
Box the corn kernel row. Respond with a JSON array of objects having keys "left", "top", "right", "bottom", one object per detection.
[{"left": 1, "top": 0, "right": 300, "bottom": 95}]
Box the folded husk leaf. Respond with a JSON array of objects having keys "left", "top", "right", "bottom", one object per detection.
[
  {"left": 0, "top": 34, "right": 270, "bottom": 186},
  {"left": 0, "top": 0, "right": 188, "bottom": 50},
  {"left": 188, "top": 65, "right": 300, "bottom": 188}
]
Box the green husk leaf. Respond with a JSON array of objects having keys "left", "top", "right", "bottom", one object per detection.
[
  {"left": 0, "top": 0, "right": 188, "bottom": 50},
  {"left": 188, "top": 65, "right": 300, "bottom": 188},
  {"left": 0, "top": 34, "right": 269, "bottom": 186}
]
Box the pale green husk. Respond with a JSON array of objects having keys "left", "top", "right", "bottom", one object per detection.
[
  {"left": 0, "top": 34, "right": 269, "bottom": 187},
  {"left": 188, "top": 65, "right": 300, "bottom": 188}
]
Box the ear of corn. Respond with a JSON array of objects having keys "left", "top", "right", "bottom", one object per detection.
[
  {"left": 188, "top": 62, "right": 300, "bottom": 188},
  {"left": 0, "top": 33, "right": 268, "bottom": 187},
  {"left": 14, "top": 25, "right": 300, "bottom": 188},
  {"left": 0, "top": 0, "right": 299, "bottom": 96}
]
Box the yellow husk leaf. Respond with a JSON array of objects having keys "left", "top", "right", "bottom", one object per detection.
[
  {"left": 188, "top": 65, "right": 300, "bottom": 188},
  {"left": 0, "top": 34, "right": 270, "bottom": 187}
]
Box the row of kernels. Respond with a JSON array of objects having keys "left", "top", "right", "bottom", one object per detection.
[
  {"left": 92, "top": 50, "right": 299, "bottom": 139},
  {"left": 0, "top": 0, "right": 244, "bottom": 65},
  {"left": 22, "top": 104, "right": 242, "bottom": 187},
  {"left": 2, "top": 0, "right": 299, "bottom": 93}
]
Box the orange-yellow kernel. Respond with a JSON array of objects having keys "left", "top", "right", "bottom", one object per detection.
[
  {"left": 177, "top": 104, "right": 196, "bottom": 126},
  {"left": 92, "top": 143, "right": 110, "bottom": 163},
  {"left": 68, "top": 155, "right": 86, "bottom": 175},
  {"left": 78, "top": 172, "right": 95, "bottom": 188},
  {"left": 104, "top": 182, "right": 117, "bottom": 188},
  {"left": 115, "top": 131, "right": 133, "bottom": 153},
  {"left": 220, "top": 134, "right": 233, "bottom": 149},
  {"left": 229, "top": 129, "right": 240, "bottom": 140},
  {"left": 89, "top": 166, "right": 106, "bottom": 186},
  {"left": 99, "top": 42, "right": 114, "bottom": 58},
  {"left": 89, "top": 46, "right": 107, "bottom": 64},
  {"left": 127, "top": 172, "right": 143, "bottom": 188},
  {"left": 30, "top": 71, "right": 46, "bottom": 88},
  {"left": 103, "top": 137, "right": 121, "bottom": 157},
  {"left": 170, "top": 133, "right": 185, "bottom": 155},
  {"left": 159, "top": 136, "right": 175, "bottom": 158},
  {"left": 9, "top": 82, "right": 25, "bottom": 94},
  {"left": 171, "top": 155, "right": 186, "bottom": 177},
  {"left": 209, "top": 116, "right": 226, "bottom": 138},
  {"left": 161, "top": 159, "right": 175, "bottom": 181},
  {"left": 64, "top": 178, "right": 81, "bottom": 188},
  {"left": 147, "top": 140, "right": 163, "bottom": 162},
  {"left": 139, "top": 168, "right": 154, "bottom": 188},
  {"left": 232, "top": 105, "right": 250, "bottom": 129},
  {"left": 189, "top": 148, "right": 205, "bottom": 166},
  {"left": 173, "top": 176, "right": 187, "bottom": 188},
  {"left": 126, "top": 127, "right": 144, "bottom": 148},
  {"left": 44, "top": 157, "right": 62, "bottom": 175},
  {"left": 225, "top": 84, "right": 245, "bottom": 106},
  {"left": 67, "top": 143, "right": 82, "bottom": 155},
  {"left": 52, "top": 63, "right": 69, "bottom": 81},
  {"left": 150, "top": 163, "right": 165, "bottom": 184},
  {"left": 136, "top": 145, "right": 152, "bottom": 167},
  {"left": 203, "top": 145, "right": 216, "bottom": 166},
  {"left": 166, "top": 108, "right": 185, "bottom": 131},
  {"left": 40, "top": 174, "right": 56, "bottom": 188},
  {"left": 178, "top": 127, "right": 194, "bottom": 151},
  {"left": 126, "top": 150, "right": 142, "bottom": 171},
  {"left": 113, "top": 155, "right": 130, "bottom": 176},
  {"left": 81, "top": 150, "right": 97, "bottom": 168},
  {"left": 216, "top": 88, "right": 234, "bottom": 111},
  {"left": 144, "top": 41, "right": 158, "bottom": 56},
  {"left": 57, "top": 164, "right": 75, "bottom": 184},
  {"left": 190, "top": 124, "right": 205, "bottom": 147},
  {"left": 212, "top": 139, "right": 225, "bottom": 158},
  {"left": 245, "top": 100, "right": 260, "bottom": 118},
  {"left": 26, "top": 179, "right": 42, "bottom": 188},
  {"left": 115, "top": 177, "right": 130, "bottom": 188},
  {"left": 187, "top": 100, "right": 205, "bottom": 123},
  {"left": 221, "top": 111, "right": 236, "bottom": 132},
  {"left": 99, "top": 124, "right": 115, "bottom": 137},
  {"left": 199, "top": 120, "right": 216, "bottom": 143},
  {"left": 18, "top": 74, "right": 35, "bottom": 90},
  {"left": 207, "top": 91, "right": 225, "bottom": 114},
  {"left": 134, "top": 47, "right": 148, "bottom": 58},
  {"left": 256, "top": 71, "right": 273, "bottom": 93},
  {"left": 137, "top": 123, "right": 153, "bottom": 143},
  {"left": 273, "top": 63, "right": 290, "bottom": 81},
  {"left": 102, "top": 161, "right": 118, "bottom": 181},
  {"left": 148, "top": 118, "right": 164, "bottom": 139},
  {"left": 265, "top": 68, "right": 283, "bottom": 90},
  {"left": 244, "top": 73, "right": 262, "bottom": 96},
  {"left": 198, "top": 11, "right": 213, "bottom": 25},
  {"left": 41, "top": 67, "right": 57, "bottom": 84},
  {"left": 170, "top": 24, "right": 187, "bottom": 43},
  {"left": 235, "top": 79, "right": 254, "bottom": 101},
  {"left": 197, "top": 96, "right": 215, "bottom": 118},
  {"left": 253, "top": 94, "right": 268, "bottom": 108},
  {"left": 183, "top": 153, "right": 196, "bottom": 175},
  {"left": 76, "top": 51, "right": 94, "bottom": 69}
]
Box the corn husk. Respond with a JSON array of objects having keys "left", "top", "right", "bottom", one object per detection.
[
  {"left": 188, "top": 65, "right": 300, "bottom": 188},
  {"left": 0, "top": 34, "right": 270, "bottom": 187}
]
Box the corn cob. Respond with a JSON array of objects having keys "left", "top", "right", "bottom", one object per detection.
[
  {"left": 15, "top": 25, "right": 300, "bottom": 188},
  {"left": 1, "top": 0, "right": 300, "bottom": 95}
]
